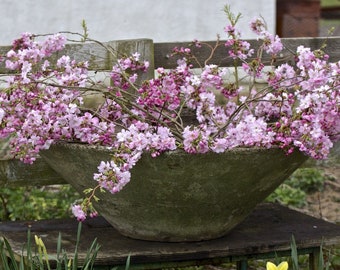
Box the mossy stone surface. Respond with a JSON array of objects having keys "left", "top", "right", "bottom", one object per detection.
[{"left": 41, "top": 143, "right": 307, "bottom": 242}]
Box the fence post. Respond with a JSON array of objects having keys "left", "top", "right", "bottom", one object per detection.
[{"left": 107, "top": 39, "right": 155, "bottom": 81}]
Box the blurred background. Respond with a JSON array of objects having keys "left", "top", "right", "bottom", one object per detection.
[
  {"left": 0, "top": 0, "right": 339, "bottom": 45},
  {"left": 0, "top": 0, "right": 275, "bottom": 44}
]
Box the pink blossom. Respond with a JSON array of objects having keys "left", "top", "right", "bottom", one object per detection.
[
  {"left": 182, "top": 126, "right": 210, "bottom": 153},
  {"left": 0, "top": 108, "right": 5, "bottom": 124},
  {"left": 211, "top": 138, "right": 228, "bottom": 153},
  {"left": 225, "top": 39, "right": 254, "bottom": 60},
  {"left": 249, "top": 17, "right": 267, "bottom": 35},
  {"left": 1, "top": 19, "right": 339, "bottom": 223},
  {"left": 71, "top": 204, "right": 87, "bottom": 222},
  {"left": 262, "top": 32, "right": 283, "bottom": 55},
  {"left": 94, "top": 160, "right": 132, "bottom": 194}
]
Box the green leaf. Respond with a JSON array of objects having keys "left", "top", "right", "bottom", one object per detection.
[
  {"left": 3, "top": 237, "right": 19, "bottom": 270},
  {"left": 125, "top": 254, "right": 131, "bottom": 270},
  {"left": 290, "top": 235, "right": 299, "bottom": 270}
]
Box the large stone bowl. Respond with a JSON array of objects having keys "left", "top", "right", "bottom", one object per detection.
[{"left": 40, "top": 143, "right": 307, "bottom": 242}]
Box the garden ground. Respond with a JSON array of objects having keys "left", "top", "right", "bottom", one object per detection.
[
  {"left": 302, "top": 164, "right": 340, "bottom": 224},
  {"left": 299, "top": 143, "right": 340, "bottom": 224}
]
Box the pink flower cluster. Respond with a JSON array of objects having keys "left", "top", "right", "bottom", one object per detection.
[
  {"left": 1, "top": 12, "right": 339, "bottom": 221},
  {"left": 0, "top": 33, "right": 116, "bottom": 163}
]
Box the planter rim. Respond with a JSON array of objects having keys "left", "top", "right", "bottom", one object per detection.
[{"left": 50, "top": 141, "right": 294, "bottom": 156}]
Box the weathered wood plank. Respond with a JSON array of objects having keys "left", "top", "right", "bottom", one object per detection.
[
  {"left": 0, "top": 39, "right": 154, "bottom": 78},
  {"left": 1, "top": 204, "right": 339, "bottom": 268},
  {"left": 0, "top": 158, "right": 66, "bottom": 187},
  {"left": 153, "top": 37, "right": 340, "bottom": 69},
  {"left": 0, "top": 138, "right": 65, "bottom": 187},
  {"left": 2, "top": 37, "right": 340, "bottom": 74}
]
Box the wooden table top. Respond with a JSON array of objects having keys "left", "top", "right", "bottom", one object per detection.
[{"left": 1, "top": 203, "right": 339, "bottom": 268}]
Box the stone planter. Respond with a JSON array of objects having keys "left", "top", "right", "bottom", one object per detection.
[{"left": 40, "top": 143, "right": 307, "bottom": 242}]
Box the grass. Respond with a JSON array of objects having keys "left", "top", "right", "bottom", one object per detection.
[
  {"left": 0, "top": 222, "right": 101, "bottom": 270},
  {"left": 321, "top": 0, "right": 340, "bottom": 8}
]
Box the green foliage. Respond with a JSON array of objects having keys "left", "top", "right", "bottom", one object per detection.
[
  {"left": 267, "top": 184, "right": 307, "bottom": 207},
  {"left": 266, "top": 167, "right": 328, "bottom": 208},
  {"left": 286, "top": 168, "right": 327, "bottom": 193},
  {"left": 0, "top": 185, "right": 80, "bottom": 221},
  {"left": 290, "top": 235, "right": 301, "bottom": 270},
  {"left": 289, "top": 235, "right": 331, "bottom": 270},
  {"left": 321, "top": 0, "right": 340, "bottom": 8},
  {"left": 0, "top": 222, "right": 100, "bottom": 270},
  {"left": 330, "top": 249, "right": 340, "bottom": 270}
]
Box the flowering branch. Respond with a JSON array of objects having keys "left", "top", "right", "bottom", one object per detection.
[{"left": 0, "top": 6, "right": 339, "bottom": 220}]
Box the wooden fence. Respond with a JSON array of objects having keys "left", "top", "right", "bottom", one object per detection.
[{"left": 1, "top": 36, "right": 340, "bottom": 187}]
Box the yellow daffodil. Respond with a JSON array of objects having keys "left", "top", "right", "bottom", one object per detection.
[
  {"left": 266, "top": 261, "right": 289, "bottom": 270},
  {"left": 34, "top": 235, "right": 51, "bottom": 270},
  {"left": 34, "top": 235, "right": 43, "bottom": 247}
]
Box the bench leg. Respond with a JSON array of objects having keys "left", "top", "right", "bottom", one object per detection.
[
  {"left": 309, "top": 247, "right": 321, "bottom": 270},
  {"left": 237, "top": 260, "right": 248, "bottom": 270}
]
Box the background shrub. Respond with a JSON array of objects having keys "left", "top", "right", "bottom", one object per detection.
[{"left": 0, "top": 185, "right": 79, "bottom": 221}]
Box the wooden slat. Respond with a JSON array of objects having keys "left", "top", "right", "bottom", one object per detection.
[
  {"left": 2, "top": 37, "right": 340, "bottom": 73},
  {"left": 0, "top": 138, "right": 65, "bottom": 187},
  {"left": 153, "top": 37, "right": 340, "bottom": 69},
  {"left": 0, "top": 158, "right": 66, "bottom": 187},
  {"left": 1, "top": 203, "right": 339, "bottom": 268},
  {"left": 0, "top": 39, "right": 154, "bottom": 78}
]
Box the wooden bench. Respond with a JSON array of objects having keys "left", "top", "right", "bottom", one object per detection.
[
  {"left": 1, "top": 203, "right": 340, "bottom": 270},
  {"left": 1, "top": 36, "right": 340, "bottom": 269}
]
